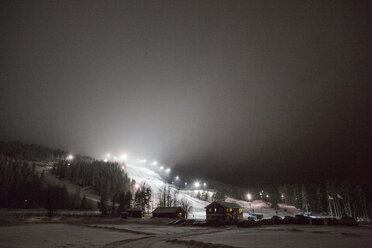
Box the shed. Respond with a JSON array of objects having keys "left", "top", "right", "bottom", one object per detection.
[
  {"left": 152, "top": 207, "right": 186, "bottom": 218},
  {"left": 120, "top": 208, "right": 143, "bottom": 218}
]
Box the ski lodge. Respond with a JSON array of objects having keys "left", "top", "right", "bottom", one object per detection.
[{"left": 205, "top": 201, "right": 243, "bottom": 221}]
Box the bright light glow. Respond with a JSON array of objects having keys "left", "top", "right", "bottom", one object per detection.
[
  {"left": 120, "top": 153, "right": 128, "bottom": 161},
  {"left": 135, "top": 184, "right": 139, "bottom": 189},
  {"left": 194, "top": 182, "right": 200, "bottom": 188},
  {"left": 281, "top": 194, "right": 284, "bottom": 199},
  {"left": 185, "top": 182, "right": 188, "bottom": 185},
  {"left": 67, "top": 154, "right": 74, "bottom": 160},
  {"left": 152, "top": 161, "right": 158, "bottom": 166},
  {"left": 122, "top": 166, "right": 125, "bottom": 170},
  {"left": 247, "top": 193, "right": 252, "bottom": 201},
  {"left": 259, "top": 192, "right": 263, "bottom": 196},
  {"left": 103, "top": 159, "right": 108, "bottom": 163},
  {"left": 203, "top": 182, "right": 207, "bottom": 187},
  {"left": 175, "top": 176, "right": 179, "bottom": 180},
  {"left": 106, "top": 153, "right": 111, "bottom": 158},
  {"left": 266, "top": 194, "right": 269, "bottom": 198},
  {"left": 160, "top": 166, "right": 164, "bottom": 170},
  {"left": 165, "top": 168, "right": 171, "bottom": 173}
]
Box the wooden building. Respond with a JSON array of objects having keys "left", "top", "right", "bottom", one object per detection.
[
  {"left": 152, "top": 207, "right": 186, "bottom": 218},
  {"left": 120, "top": 208, "right": 143, "bottom": 218},
  {"left": 205, "top": 201, "right": 243, "bottom": 221}
]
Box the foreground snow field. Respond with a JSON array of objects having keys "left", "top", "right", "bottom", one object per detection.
[{"left": 0, "top": 222, "right": 371, "bottom": 248}]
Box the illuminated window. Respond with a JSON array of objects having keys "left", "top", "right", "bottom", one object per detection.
[
  {"left": 229, "top": 208, "right": 232, "bottom": 212},
  {"left": 239, "top": 209, "right": 242, "bottom": 214}
]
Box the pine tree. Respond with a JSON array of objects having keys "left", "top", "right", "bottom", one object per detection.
[{"left": 301, "top": 184, "right": 309, "bottom": 213}]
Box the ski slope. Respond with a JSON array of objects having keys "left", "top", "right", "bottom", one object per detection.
[
  {"left": 125, "top": 162, "right": 300, "bottom": 219},
  {"left": 124, "top": 162, "right": 209, "bottom": 219}
]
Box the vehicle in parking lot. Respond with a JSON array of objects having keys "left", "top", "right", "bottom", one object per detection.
[
  {"left": 338, "top": 217, "right": 358, "bottom": 226},
  {"left": 294, "top": 214, "right": 310, "bottom": 224},
  {"left": 271, "top": 216, "right": 282, "bottom": 225},
  {"left": 237, "top": 218, "right": 260, "bottom": 228},
  {"left": 282, "top": 216, "right": 295, "bottom": 224},
  {"left": 324, "top": 218, "right": 338, "bottom": 225},
  {"left": 310, "top": 218, "right": 324, "bottom": 225}
]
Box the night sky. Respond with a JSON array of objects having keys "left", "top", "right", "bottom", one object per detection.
[{"left": 1, "top": 1, "right": 371, "bottom": 187}]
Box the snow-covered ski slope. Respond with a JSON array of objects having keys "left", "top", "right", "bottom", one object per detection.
[
  {"left": 125, "top": 162, "right": 300, "bottom": 219},
  {"left": 125, "top": 162, "right": 209, "bottom": 219}
]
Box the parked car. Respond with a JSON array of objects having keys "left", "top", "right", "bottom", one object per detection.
[
  {"left": 310, "top": 218, "right": 325, "bottom": 225},
  {"left": 282, "top": 216, "right": 295, "bottom": 224},
  {"left": 324, "top": 218, "right": 339, "bottom": 225},
  {"left": 237, "top": 218, "right": 260, "bottom": 228},
  {"left": 258, "top": 219, "right": 274, "bottom": 225},
  {"left": 182, "top": 219, "right": 197, "bottom": 225},
  {"left": 192, "top": 220, "right": 208, "bottom": 226},
  {"left": 271, "top": 216, "right": 282, "bottom": 225},
  {"left": 338, "top": 217, "right": 358, "bottom": 226},
  {"left": 294, "top": 215, "right": 310, "bottom": 224}
]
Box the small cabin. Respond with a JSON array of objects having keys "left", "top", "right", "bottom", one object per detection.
[
  {"left": 205, "top": 201, "right": 243, "bottom": 221},
  {"left": 152, "top": 207, "right": 186, "bottom": 219},
  {"left": 120, "top": 208, "right": 143, "bottom": 218}
]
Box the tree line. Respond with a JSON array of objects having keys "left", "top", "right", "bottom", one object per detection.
[
  {"left": 0, "top": 155, "right": 90, "bottom": 213},
  {"left": 272, "top": 181, "right": 371, "bottom": 219},
  {"left": 52, "top": 160, "right": 134, "bottom": 215},
  {"left": 0, "top": 141, "right": 67, "bottom": 162}
]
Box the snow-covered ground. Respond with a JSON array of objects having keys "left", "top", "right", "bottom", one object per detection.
[
  {"left": 1, "top": 222, "right": 371, "bottom": 248},
  {"left": 125, "top": 162, "right": 300, "bottom": 219}
]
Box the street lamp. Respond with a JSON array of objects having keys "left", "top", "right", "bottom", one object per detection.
[
  {"left": 247, "top": 193, "right": 252, "bottom": 201},
  {"left": 175, "top": 176, "right": 179, "bottom": 180},
  {"left": 194, "top": 182, "right": 200, "bottom": 188}
]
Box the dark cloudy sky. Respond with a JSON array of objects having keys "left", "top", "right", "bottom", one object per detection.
[{"left": 1, "top": 1, "right": 371, "bottom": 187}]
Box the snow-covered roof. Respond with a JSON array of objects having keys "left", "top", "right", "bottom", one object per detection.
[
  {"left": 152, "top": 207, "right": 185, "bottom": 214},
  {"left": 205, "top": 201, "right": 242, "bottom": 209}
]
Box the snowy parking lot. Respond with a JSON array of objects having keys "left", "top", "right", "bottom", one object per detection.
[{"left": 1, "top": 220, "right": 371, "bottom": 248}]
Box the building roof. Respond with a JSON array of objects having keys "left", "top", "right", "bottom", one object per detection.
[
  {"left": 152, "top": 207, "right": 185, "bottom": 214},
  {"left": 125, "top": 208, "right": 143, "bottom": 212},
  {"left": 205, "top": 201, "right": 242, "bottom": 209}
]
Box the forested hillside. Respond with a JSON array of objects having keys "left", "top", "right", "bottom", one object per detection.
[{"left": 0, "top": 154, "right": 87, "bottom": 211}]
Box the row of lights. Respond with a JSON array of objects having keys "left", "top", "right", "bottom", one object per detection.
[
  {"left": 246, "top": 191, "right": 285, "bottom": 201},
  {"left": 67, "top": 152, "right": 208, "bottom": 193},
  {"left": 67, "top": 153, "right": 283, "bottom": 203},
  {"left": 104, "top": 153, "right": 172, "bottom": 174}
]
